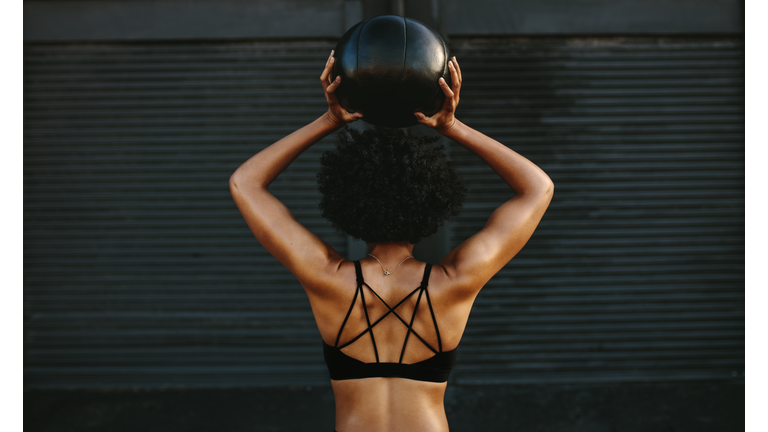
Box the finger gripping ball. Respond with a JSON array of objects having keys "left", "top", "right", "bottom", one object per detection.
[{"left": 333, "top": 15, "right": 450, "bottom": 128}]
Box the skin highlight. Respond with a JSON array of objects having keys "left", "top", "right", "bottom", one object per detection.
[{"left": 230, "top": 51, "right": 554, "bottom": 432}]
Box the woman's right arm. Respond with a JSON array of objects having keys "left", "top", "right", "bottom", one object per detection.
[
  {"left": 439, "top": 119, "right": 554, "bottom": 293},
  {"left": 415, "top": 57, "right": 554, "bottom": 296}
]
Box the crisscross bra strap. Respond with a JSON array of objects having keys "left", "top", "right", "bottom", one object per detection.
[
  {"left": 334, "top": 261, "right": 442, "bottom": 364},
  {"left": 354, "top": 259, "right": 364, "bottom": 286},
  {"left": 420, "top": 263, "right": 433, "bottom": 287},
  {"left": 333, "top": 261, "right": 364, "bottom": 348},
  {"left": 399, "top": 263, "right": 439, "bottom": 362},
  {"left": 421, "top": 264, "right": 442, "bottom": 353},
  {"left": 336, "top": 260, "right": 379, "bottom": 361}
]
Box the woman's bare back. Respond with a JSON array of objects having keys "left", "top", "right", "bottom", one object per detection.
[
  {"left": 230, "top": 54, "right": 553, "bottom": 431},
  {"left": 332, "top": 377, "right": 449, "bottom": 432},
  {"left": 305, "top": 257, "right": 475, "bottom": 432}
]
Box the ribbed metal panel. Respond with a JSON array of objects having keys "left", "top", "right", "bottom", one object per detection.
[
  {"left": 24, "top": 37, "right": 744, "bottom": 388},
  {"left": 24, "top": 41, "right": 343, "bottom": 387},
  {"left": 447, "top": 37, "right": 744, "bottom": 384}
]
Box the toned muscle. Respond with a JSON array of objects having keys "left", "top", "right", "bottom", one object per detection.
[
  {"left": 230, "top": 52, "right": 553, "bottom": 431},
  {"left": 306, "top": 259, "right": 470, "bottom": 432},
  {"left": 332, "top": 378, "right": 449, "bottom": 432}
]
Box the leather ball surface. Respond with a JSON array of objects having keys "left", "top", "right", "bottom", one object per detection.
[{"left": 332, "top": 15, "right": 450, "bottom": 128}]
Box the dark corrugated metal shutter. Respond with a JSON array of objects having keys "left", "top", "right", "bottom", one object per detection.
[
  {"left": 24, "top": 41, "right": 342, "bottom": 387},
  {"left": 448, "top": 37, "right": 744, "bottom": 384},
  {"left": 25, "top": 36, "right": 744, "bottom": 389}
]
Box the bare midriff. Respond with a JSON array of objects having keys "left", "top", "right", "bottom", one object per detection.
[{"left": 331, "top": 377, "right": 449, "bottom": 432}]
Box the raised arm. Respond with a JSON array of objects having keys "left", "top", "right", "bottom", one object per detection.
[
  {"left": 415, "top": 57, "right": 554, "bottom": 295},
  {"left": 229, "top": 51, "right": 363, "bottom": 287},
  {"left": 439, "top": 120, "right": 553, "bottom": 288}
]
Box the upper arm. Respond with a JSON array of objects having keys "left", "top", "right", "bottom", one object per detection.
[
  {"left": 229, "top": 175, "right": 344, "bottom": 290},
  {"left": 439, "top": 183, "right": 554, "bottom": 296}
]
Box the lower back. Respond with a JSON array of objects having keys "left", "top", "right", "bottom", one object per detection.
[{"left": 331, "top": 377, "right": 449, "bottom": 432}]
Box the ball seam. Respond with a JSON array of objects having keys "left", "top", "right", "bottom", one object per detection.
[
  {"left": 396, "top": 16, "right": 408, "bottom": 110},
  {"left": 356, "top": 18, "right": 368, "bottom": 103}
]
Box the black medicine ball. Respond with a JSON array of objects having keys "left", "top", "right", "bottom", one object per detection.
[{"left": 332, "top": 15, "right": 450, "bottom": 128}]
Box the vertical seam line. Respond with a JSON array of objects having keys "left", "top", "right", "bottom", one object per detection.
[
  {"left": 355, "top": 19, "right": 367, "bottom": 100},
  {"left": 396, "top": 16, "right": 408, "bottom": 106}
]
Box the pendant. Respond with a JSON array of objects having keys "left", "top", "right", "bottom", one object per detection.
[{"left": 384, "top": 269, "right": 391, "bottom": 276}]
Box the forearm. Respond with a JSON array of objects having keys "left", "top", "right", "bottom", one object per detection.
[
  {"left": 230, "top": 112, "right": 343, "bottom": 189},
  {"left": 440, "top": 119, "right": 553, "bottom": 196}
]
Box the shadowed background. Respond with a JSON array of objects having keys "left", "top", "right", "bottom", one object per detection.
[{"left": 24, "top": 0, "right": 744, "bottom": 430}]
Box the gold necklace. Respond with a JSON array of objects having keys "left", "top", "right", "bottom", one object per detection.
[{"left": 368, "top": 254, "right": 413, "bottom": 276}]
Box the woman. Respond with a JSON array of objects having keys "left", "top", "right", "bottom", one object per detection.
[{"left": 230, "top": 52, "right": 553, "bottom": 431}]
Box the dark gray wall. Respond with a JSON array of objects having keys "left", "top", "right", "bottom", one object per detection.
[
  {"left": 24, "top": 0, "right": 348, "bottom": 41},
  {"left": 442, "top": 0, "right": 744, "bottom": 35},
  {"left": 447, "top": 36, "right": 744, "bottom": 384},
  {"left": 24, "top": 36, "right": 744, "bottom": 388},
  {"left": 24, "top": 0, "right": 744, "bottom": 42},
  {"left": 24, "top": 41, "right": 346, "bottom": 388},
  {"left": 24, "top": 0, "right": 744, "bottom": 389}
]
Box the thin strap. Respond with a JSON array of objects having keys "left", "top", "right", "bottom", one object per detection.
[
  {"left": 420, "top": 263, "right": 433, "bottom": 287},
  {"left": 334, "top": 288, "right": 358, "bottom": 348},
  {"left": 399, "top": 287, "right": 425, "bottom": 364},
  {"left": 338, "top": 285, "right": 418, "bottom": 348},
  {"left": 356, "top": 263, "right": 379, "bottom": 363},
  {"left": 365, "top": 286, "right": 421, "bottom": 328},
  {"left": 424, "top": 288, "right": 442, "bottom": 353},
  {"left": 337, "top": 262, "right": 440, "bottom": 358},
  {"left": 354, "top": 260, "right": 364, "bottom": 285},
  {"left": 420, "top": 263, "right": 442, "bottom": 352},
  {"left": 334, "top": 261, "right": 365, "bottom": 348},
  {"left": 365, "top": 286, "right": 438, "bottom": 354},
  {"left": 355, "top": 261, "right": 365, "bottom": 286},
  {"left": 338, "top": 285, "right": 428, "bottom": 350},
  {"left": 340, "top": 309, "right": 438, "bottom": 356}
]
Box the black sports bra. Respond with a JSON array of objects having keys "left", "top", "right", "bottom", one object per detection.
[{"left": 323, "top": 260, "right": 457, "bottom": 383}]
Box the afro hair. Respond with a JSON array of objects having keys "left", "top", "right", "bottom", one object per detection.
[{"left": 317, "top": 126, "right": 467, "bottom": 244}]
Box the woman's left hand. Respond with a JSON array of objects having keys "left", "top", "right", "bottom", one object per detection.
[
  {"left": 321, "top": 50, "right": 364, "bottom": 127},
  {"left": 414, "top": 56, "right": 462, "bottom": 133}
]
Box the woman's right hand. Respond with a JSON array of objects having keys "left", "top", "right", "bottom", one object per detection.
[
  {"left": 321, "top": 50, "right": 364, "bottom": 127},
  {"left": 414, "top": 56, "right": 462, "bottom": 133}
]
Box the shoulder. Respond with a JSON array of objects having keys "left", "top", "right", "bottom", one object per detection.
[
  {"left": 299, "top": 258, "right": 358, "bottom": 300},
  {"left": 428, "top": 263, "right": 482, "bottom": 301}
]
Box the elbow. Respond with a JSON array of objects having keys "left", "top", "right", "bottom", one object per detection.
[
  {"left": 544, "top": 176, "right": 554, "bottom": 197},
  {"left": 542, "top": 177, "right": 554, "bottom": 206},
  {"left": 230, "top": 162, "right": 270, "bottom": 196},
  {"left": 229, "top": 171, "right": 243, "bottom": 197},
  {"left": 230, "top": 170, "right": 268, "bottom": 200},
  {"left": 533, "top": 174, "right": 554, "bottom": 199},
  {"left": 530, "top": 176, "right": 554, "bottom": 209}
]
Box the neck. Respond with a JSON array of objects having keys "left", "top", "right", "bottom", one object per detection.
[{"left": 367, "top": 242, "right": 415, "bottom": 263}]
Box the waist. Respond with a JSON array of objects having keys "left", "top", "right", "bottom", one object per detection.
[{"left": 331, "top": 377, "right": 450, "bottom": 432}]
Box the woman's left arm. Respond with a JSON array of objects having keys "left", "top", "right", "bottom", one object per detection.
[{"left": 229, "top": 51, "right": 362, "bottom": 287}]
